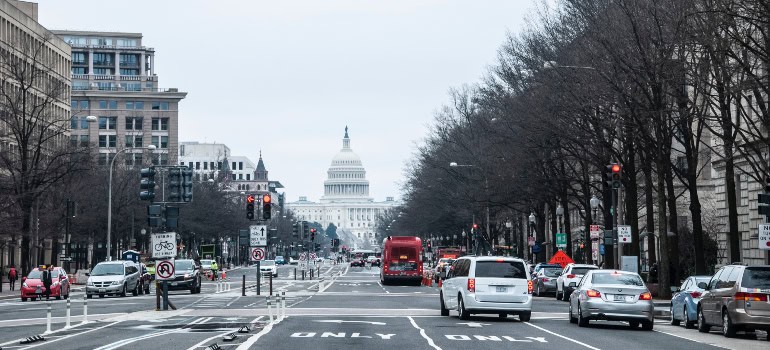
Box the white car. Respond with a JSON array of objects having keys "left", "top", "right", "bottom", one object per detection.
[
  {"left": 556, "top": 263, "right": 598, "bottom": 301},
  {"left": 259, "top": 260, "right": 278, "bottom": 278},
  {"left": 439, "top": 256, "right": 532, "bottom": 321}
]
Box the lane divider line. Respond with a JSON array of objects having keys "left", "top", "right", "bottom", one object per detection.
[
  {"left": 21, "top": 321, "right": 121, "bottom": 349},
  {"left": 523, "top": 322, "right": 600, "bottom": 350},
  {"left": 407, "top": 316, "right": 442, "bottom": 350}
]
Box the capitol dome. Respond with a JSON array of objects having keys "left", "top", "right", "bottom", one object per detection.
[{"left": 321, "top": 127, "right": 371, "bottom": 203}]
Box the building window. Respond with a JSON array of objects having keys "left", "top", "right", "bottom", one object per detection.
[
  {"left": 238, "top": 162, "right": 243, "bottom": 170},
  {"left": 151, "top": 117, "right": 169, "bottom": 131},
  {"left": 125, "top": 101, "right": 145, "bottom": 110},
  {"left": 99, "top": 100, "right": 107, "bottom": 109},
  {"left": 69, "top": 135, "right": 78, "bottom": 147},
  {"left": 195, "top": 162, "right": 200, "bottom": 170},
  {"left": 98, "top": 116, "right": 117, "bottom": 130},
  {"left": 239, "top": 174, "right": 243, "bottom": 180},
  {"left": 92, "top": 52, "right": 112, "bottom": 65},
  {"left": 125, "top": 153, "right": 143, "bottom": 167},
  {"left": 217, "top": 162, "right": 222, "bottom": 170},
  {"left": 125, "top": 135, "right": 142, "bottom": 148},
  {"left": 97, "top": 82, "right": 112, "bottom": 90},
  {"left": 117, "top": 39, "right": 136, "bottom": 47},
  {"left": 151, "top": 136, "right": 169, "bottom": 149},
  {"left": 93, "top": 68, "right": 112, "bottom": 75},
  {"left": 203, "top": 162, "right": 208, "bottom": 170},
  {"left": 119, "top": 54, "right": 138, "bottom": 66},
  {"left": 125, "top": 83, "right": 141, "bottom": 91},
  {"left": 232, "top": 162, "right": 236, "bottom": 170},
  {"left": 125, "top": 117, "right": 143, "bottom": 130},
  {"left": 98, "top": 135, "right": 116, "bottom": 148},
  {"left": 151, "top": 102, "right": 169, "bottom": 110},
  {"left": 72, "top": 52, "right": 86, "bottom": 64},
  {"left": 109, "top": 100, "right": 117, "bottom": 109},
  {"left": 232, "top": 174, "right": 236, "bottom": 180},
  {"left": 72, "top": 67, "right": 86, "bottom": 74},
  {"left": 120, "top": 69, "right": 139, "bottom": 76},
  {"left": 79, "top": 135, "right": 89, "bottom": 147}
]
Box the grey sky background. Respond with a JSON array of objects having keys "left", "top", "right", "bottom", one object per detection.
[{"left": 36, "top": 0, "right": 531, "bottom": 202}]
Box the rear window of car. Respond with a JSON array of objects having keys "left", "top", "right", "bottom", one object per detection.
[
  {"left": 175, "top": 260, "right": 193, "bottom": 270},
  {"left": 543, "top": 268, "right": 562, "bottom": 277},
  {"left": 741, "top": 267, "right": 770, "bottom": 289},
  {"left": 474, "top": 261, "right": 527, "bottom": 279},
  {"left": 262, "top": 260, "right": 276, "bottom": 266},
  {"left": 591, "top": 273, "right": 644, "bottom": 286},
  {"left": 572, "top": 267, "right": 597, "bottom": 275}
]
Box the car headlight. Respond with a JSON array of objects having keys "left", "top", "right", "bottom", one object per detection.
[
  {"left": 87, "top": 280, "right": 94, "bottom": 286},
  {"left": 112, "top": 280, "right": 123, "bottom": 285},
  {"left": 184, "top": 273, "right": 190, "bottom": 279},
  {"left": 22, "top": 282, "right": 28, "bottom": 288}
]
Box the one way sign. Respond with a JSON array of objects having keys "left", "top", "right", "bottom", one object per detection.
[{"left": 250, "top": 225, "right": 267, "bottom": 246}]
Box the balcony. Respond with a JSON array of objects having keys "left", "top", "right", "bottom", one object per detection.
[{"left": 69, "top": 43, "right": 155, "bottom": 52}]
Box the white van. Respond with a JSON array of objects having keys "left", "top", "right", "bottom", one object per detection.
[{"left": 440, "top": 256, "right": 533, "bottom": 321}]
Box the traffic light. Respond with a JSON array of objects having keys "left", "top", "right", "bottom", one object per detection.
[
  {"left": 472, "top": 223, "right": 478, "bottom": 230},
  {"left": 139, "top": 167, "right": 156, "bottom": 201},
  {"left": 168, "top": 167, "right": 182, "bottom": 202},
  {"left": 310, "top": 228, "right": 316, "bottom": 241},
  {"left": 427, "top": 241, "right": 432, "bottom": 252},
  {"left": 181, "top": 168, "right": 193, "bottom": 202},
  {"left": 246, "top": 195, "right": 255, "bottom": 220},
  {"left": 606, "top": 163, "right": 622, "bottom": 189},
  {"left": 262, "top": 193, "right": 272, "bottom": 220},
  {"left": 759, "top": 177, "right": 770, "bottom": 217},
  {"left": 292, "top": 223, "right": 299, "bottom": 237},
  {"left": 303, "top": 221, "right": 310, "bottom": 238}
]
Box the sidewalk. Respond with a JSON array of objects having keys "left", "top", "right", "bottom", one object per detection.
[{"left": 0, "top": 281, "right": 20, "bottom": 300}]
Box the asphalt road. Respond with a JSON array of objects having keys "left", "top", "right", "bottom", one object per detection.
[{"left": 0, "top": 262, "right": 767, "bottom": 350}]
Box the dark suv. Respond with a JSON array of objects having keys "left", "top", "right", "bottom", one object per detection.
[
  {"left": 697, "top": 264, "right": 770, "bottom": 337},
  {"left": 166, "top": 259, "right": 202, "bottom": 294}
]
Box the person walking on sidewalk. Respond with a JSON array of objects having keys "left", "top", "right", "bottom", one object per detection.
[{"left": 8, "top": 265, "right": 18, "bottom": 291}]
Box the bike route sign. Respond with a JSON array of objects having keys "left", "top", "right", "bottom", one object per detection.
[
  {"left": 155, "top": 259, "right": 175, "bottom": 280},
  {"left": 151, "top": 232, "right": 177, "bottom": 259}
]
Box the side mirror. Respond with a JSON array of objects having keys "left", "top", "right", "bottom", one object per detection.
[
  {"left": 568, "top": 282, "right": 577, "bottom": 288},
  {"left": 697, "top": 282, "right": 708, "bottom": 290},
  {"left": 85, "top": 273, "right": 90, "bottom": 277},
  {"left": 671, "top": 286, "right": 681, "bottom": 293}
]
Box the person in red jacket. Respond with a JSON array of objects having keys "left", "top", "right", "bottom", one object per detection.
[{"left": 7, "top": 265, "right": 18, "bottom": 291}]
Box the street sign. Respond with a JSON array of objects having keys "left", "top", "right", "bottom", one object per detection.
[
  {"left": 590, "top": 225, "right": 601, "bottom": 239},
  {"left": 618, "top": 225, "right": 632, "bottom": 243},
  {"left": 250, "top": 247, "right": 266, "bottom": 261},
  {"left": 299, "top": 261, "right": 308, "bottom": 271},
  {"left": 299, "top": 252, "right": 307, "bottom": 261},
  {"left": 59, "top": 257, "right": 72, "bottom": 261},
  {"left": 155, "top": 259, "right": 175, "bottom": 280},
  {"left": 527, "top": 236, "right": 535, "bottom": 247},
  {"left": 151, "top": 232, "right": 177, "bottom": 259},
  {"left": 591, "top": 241, "right": 599, "bottom": 260},
  {"left": 309, "top": 252, "right": 317, "bottom": 260},
  {"left": 759, "top": 224, "right": 770, "bottom": 250},
  {"left": 250, "top": 225, "right": 267, "bottom": 246},
  {"left": 548, "top": 250, "right": 574, "bottom": 268},
  {"left": 555, "top": 233, "right": 567, "bottom": 248}
]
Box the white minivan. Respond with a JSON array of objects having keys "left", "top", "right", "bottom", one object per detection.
[{"left": 440, "top": 256, "right": 533, "bottom": 321}]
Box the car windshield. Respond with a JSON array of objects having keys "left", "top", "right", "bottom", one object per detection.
[
  {"left": 200, "top": 260, "right": 213, "bottom": 266},
  {"left": 572, "top": 267, "right": 597, "bottom": 275},
  {"left": 276, "top": 256, "right": 284, "bottom": 260},
  {"left": 475, "top": 261, "right": 527, "bottom": 279},
  {"left": 543, "top": 268, "right": 562, "bottom": 277},
  {"left": 591, "top": 273, "right": 644, "bottom": 286},
  {"left": 261, "top": 260, "right": 275, "bottom": 266},
  {"left": 91, "top": 264, "right": 124, "bottom": 276},
  {"left": 741, "top": 267, "right": 770, "bottom": 289},
  {"left": 175, "top": 260, "right": 194, "bottom": 271},
  {"left": 27, "top": 269, "right": 61, "bottom": 279}
]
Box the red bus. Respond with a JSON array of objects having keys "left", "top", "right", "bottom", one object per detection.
[{"left": 380, "top": 236, "right": 423, "bottom": 285}]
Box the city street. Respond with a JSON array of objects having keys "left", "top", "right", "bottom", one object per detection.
[{"left": 0, "top": 262, "right": 767, "bottom": 350}]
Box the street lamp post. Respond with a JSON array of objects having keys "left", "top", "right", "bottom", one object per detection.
[
  {"left": 590, "top": 195, "right": 601, "bottom": 265},
  {"left": 106, "top": 144, "right": 156, "bottom": 261},
  {"left": 529, "top": 212, "right": 536, "bottom": 263},
  {"left": 556, "top": 204, "right": 564, "bottom": 254}
]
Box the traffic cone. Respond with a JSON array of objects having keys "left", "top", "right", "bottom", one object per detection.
[
  {"left": 437, "top": 279, "right": 442, "bottom": 288},
  {"left": 222, "top": 270, "right": 227, "bottom": 280}
]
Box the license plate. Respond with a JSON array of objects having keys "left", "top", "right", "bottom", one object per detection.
[
  {"left": 171, "top": 282, "right": 178, "bottom": 286},
  {"left": 98, "top": 288, "right": 106, "bottom": 293},
  {"left": 496, "top": 286, "right": 507, "bottom": 293},
  {"left": 614, "top": 295, "right": 629, "bottom": 302}
]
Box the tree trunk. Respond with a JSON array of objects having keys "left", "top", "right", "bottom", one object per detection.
[
  {"left": 657, "top": 160, "right": 671, "bottom": 299},
  {"left": 642, "top": 152, "right": 657, "bottom": 270},
  {"left": 665, "top": 165, "right": 680, "bottom": 287}
]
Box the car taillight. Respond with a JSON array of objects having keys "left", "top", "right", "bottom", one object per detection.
[
  {"left": 586, "top": 289, "right": 601, "bottom": 298},
  {"left": 689, "top": 291, "right": 702, "bottom": 299},
  {"left": 467, "top": 278, "right": 475, "bottom": 293},
  {"left": 639, "top": 292, "right": 652, "bottom": 300},
  {"left": 734, "top": 292, "right": 768, "bottom": 302},
  {"left": 567, "top": 274, "right": 576, "bottom": 279},
  {"left": 528, "top": 280, "right": 533, "bottom": 294}
]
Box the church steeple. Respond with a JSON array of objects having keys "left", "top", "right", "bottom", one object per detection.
[{"left": 255, "top": 150, "right": 268, "bottom": 180}]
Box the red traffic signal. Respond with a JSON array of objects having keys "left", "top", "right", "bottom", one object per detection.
[
  {"left": 310, "top": 228, "right": 316, "bottom": 233},
  {"left": 611, "top": 164, "right": 621, "bottom": 173},
  {"left": 472, "top": 223, "right": 478, "bottom": 229},
  {"left": 263, "top": 193, "right": 271, "bottom": 203},
  {"left": 246, "top": 195, "right": 255, "bottom": 203}
]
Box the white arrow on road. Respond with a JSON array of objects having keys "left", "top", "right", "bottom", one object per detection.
[
  {"left": 315, "top": 320, "right": 387, "bottom": 325},
  {"left": 457, "top": 322, "right": 491, "bottom": 328}
]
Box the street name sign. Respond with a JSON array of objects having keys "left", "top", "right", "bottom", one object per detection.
[
  {"left": 555, "top": 233, "right": 567, "bottom": 248},
  {"left": 151, "top": 232, "right": 177, "bottom": 259},
  {"left": 759, "top": 224, "right": 770, "bottom": 250},
  {"left": 617, "top": 225, "right": 632, "bottom": 243},
  {"left": 250, "top": 225, "right": 267, "bottom": 246}
]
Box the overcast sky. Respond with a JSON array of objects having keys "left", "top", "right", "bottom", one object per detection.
[{"left": 36, "top": 0, "right": 532, "bottom": 202}]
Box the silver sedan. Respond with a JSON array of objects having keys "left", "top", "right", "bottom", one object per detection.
[{"left": 568, "top": 270, "right": 654, "bottom": 330}]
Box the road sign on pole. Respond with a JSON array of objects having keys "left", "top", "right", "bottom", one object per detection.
[
  {"left": 250, "top": 247, "right": 266, "bottom": 261},
  {"left": 527, "top": 237, "right": 535, "bottom": 247},
  {"left": 155, "top": 259, "right": 175, "bottom": 280},
  {"left": 759, "top": 224, "right": 770, "bottom": 250},
  {"left": 590, "top": 225, "right": 601, "bottom": 239},
  {"left": 555, "top": 233, "right": 567, "bottom": 248},
  {"left": 250, "top": 225, "right": 267, "bottom": 246},
  {"left": 617, "top": 225, "right": 632, "bottom": 243},
  {"left": 151, "top": 232, "right": 177, "bottom": 259}
]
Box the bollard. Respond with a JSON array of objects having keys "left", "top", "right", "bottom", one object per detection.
[
  {"left": 155, "top": 281, "right": 161, "bottom": 311},
  {"left": 310, "top": 269, "right": 313, "bottom": 280},
  {"left": 269, "top": 273, "right": 273, "bottom": 295},
  {"left": 216, "top": 280, "right": 221, "bottom": 293},
  {"left": 45, "top": 300, "right": 52, "bottom": 334},
  {"left": 242, "top": 275, "right": 246, "bottom": 296},
  {"left": 256, "top": 272, "right": 261, "bottom": 296},
  {"left": 82, "top": 292, "right": 89, "bottom": 323},
  {"left": 294, "top": 268, "right": 297, "bottom": 280},
  {"left": 65, "top": 298, "right": 71, "bottom": 328},
  {"left": 267, "top": 296, "right": 274, "bottom": 323},
  {"left": 281, "top": 291, "right": 286, "bottom": 319},
  {"left": 302, "top": 270, "right": 305, "bottom": 280},
  {"left": 318, "top": 266, "right": 320, "bottom": 278}
]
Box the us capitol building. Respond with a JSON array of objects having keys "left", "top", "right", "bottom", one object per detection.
[{"left": 286, "top": 127, "right": 398, "bottom": 248}]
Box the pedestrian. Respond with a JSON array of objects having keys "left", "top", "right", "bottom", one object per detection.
[
  {"left": 7, "top": 265, "right": 18, "bottom": 291},
  {"left": 42, "top": 265, "right": 53, "bottom": 300},
  {"left": 211, "top": 260, "right": 218, "bottom": 281}
]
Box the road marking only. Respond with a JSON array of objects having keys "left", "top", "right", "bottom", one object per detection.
[{"left": 523, "top": 322, "right": 600, "bottom": 350}]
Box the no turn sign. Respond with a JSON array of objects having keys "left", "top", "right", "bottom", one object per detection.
[
  {"left": 156, "top": 259, "right": 175, "bottom": 280},
  {"left": 251, "top": 247, "right": 266, "bottom": 261}
]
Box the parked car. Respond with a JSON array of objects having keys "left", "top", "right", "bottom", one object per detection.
[
  {"left": 167, "top": 259, "right": 201, "bottom": 294},
  {"left": 138, "top": 263, "right": 152, "bottom": 294},
  {"left": 275, "top": 256, "right": 286, "bottom": 265},
  {"left": 533, "top": 266, "right": 562, "bottom": 296},
  {"left": 439, "top": 256, "right": 532, "bottom": 321},
  {"left": 556, "top": 263, "right": 599, "bottom": 301},
  {"left": 21, "top": 266, "right": 71, "bottom": 301},
  {"left": 260, "top": 260, "right": 278, "bottom": 278},
  {"left": 670, "top": 275, "right": 711, "bottom": 329},
  {"left": 568, "top": 269, "right": 654, "bottom": 330},
  {"left": 86, "top": 261, "right": 142, "bottom": 298},
  {"left": 696, "top": 264, "right": 770, "bottom": 337}
]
